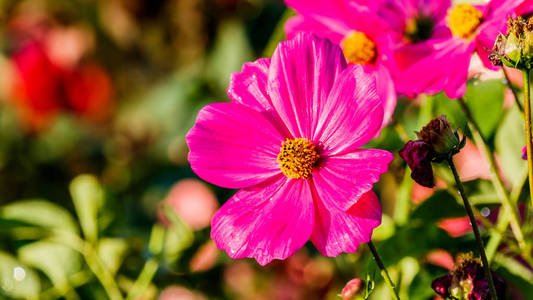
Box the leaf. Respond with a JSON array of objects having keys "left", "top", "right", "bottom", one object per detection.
[
  {"left": 495, "top": 106, "right": 526, "bottom": 189},
  {"left": 0, "top": 251, "right": 40, "bottom": 299},
  {"left": 463, "top": 79, "right": 504, "bottom": 138},
  {"left": 0, "top": 199, "right": 78, "bottom": 233},
  {"left": 411, "top": 190, "right": 465, "bottom": 222},
  {"left": 18, "top": 240, "right": 82, "bottom": 292},
  {"left": 70, "top": 175, "right": 105, "bottom": 243},
  {"left": 97, "top": 238, "right": 128, "bottom": 275}
]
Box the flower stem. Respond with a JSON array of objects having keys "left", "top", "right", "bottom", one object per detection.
[
  {"left": 126, "top": 258, "right": 159, "bottom": 300},
  {"left": 523, "top": 68, "right": 533, "bottom": 210},
  {"left": 457, "top": 97, "right": 526, "bottom": 253},
  {"left": 367, "top": 241, "right": 400, "bottom": 300},
  {"left": 447, "top": 158, "right": 498, "bottom": 300}
]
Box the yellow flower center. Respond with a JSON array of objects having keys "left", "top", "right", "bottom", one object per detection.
[
  {"left": 447, "top": 4, "right": 483, "bottom": 39},
  {"left": 277, "top": 138, "right": 319, "bottom": 179},
  {"left": 341, "top": 32, "right": 377, "bottom": 65}
]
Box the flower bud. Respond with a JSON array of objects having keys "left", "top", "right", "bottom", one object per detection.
[
  {"left": 416, "top": 115, "right": 463, "bottom": 160},
  {"left": 342, "top": 278, "right": 365, "bottom": 300},
  {"left": 399, "top": 140, "right": 436, "bottom": 188},
  {"left": 490, "top": 16, "right": 533, "bottom": 70}
]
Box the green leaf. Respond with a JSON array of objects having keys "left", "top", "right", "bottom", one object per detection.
[
  {"left": 18, "top": 240, "right": 82, "bottom": 292},
  {"left": 0, "top": 251, "right": 40, "bottom": 299},
  {"left": 70, "top": 175, "right": 105, "bottom": 243},
  {"left": 464, "top": 79, "right": 504, "bottom": 138},
  {"left": 411, "top": 190, "right": 465, "bottom": 222},
  {"left": 97, "top": 238, "right": 128, "bottom": 275},
  {"left": 495, "top": 106, "right": 527, "bottom": 189},
  {"left": 0, "top": 199, "right": 78, "bottom": 233}
]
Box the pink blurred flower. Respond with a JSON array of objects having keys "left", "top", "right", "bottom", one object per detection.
[
  {"left": 189, "top": 240, "right": 219, "bottom": 272},
  {"left": 187, "top": 34, "right": 392, "bottom": 265},
  {"left": 437, "top": 216, "right": 472, "bottom": 238},
  {"left": 157, "top": 286, "right": 206, "bottom": 300},
  {"left": 284, "top": 0, "right": 397, "bottom": 127},
  {"left": 377, "top": 0, "right": 452, "bottom": 97},
  {"left": 158, "top": 179, "right": 219, "bottom": 231},
  {"left": 426, "top": 249, "right": 454, "bottom": 270},
  {"left": 400, "top": 0, "right": 533, "bottom": 98}
]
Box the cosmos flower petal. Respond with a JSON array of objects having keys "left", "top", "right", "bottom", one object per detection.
[
  {"left": 211, "top": 176, "right": 314, "bottom": 266},
  {"left": 311, "top": 191, "right": 381, "bottom": 257},
  {"left": 285, "top": 15, "right": 347, "bottom": 44},
  {"left": 313, "top": 149, "right": 393, "bottom": 211},
  {"left": 443, "top": 42, "right": 476, "bottom": 99},
  {"left": 314, "top": 65, "right": 383, "bottom": 155},
  {"left": 186, "top": 102, "right": 283, "bottom": 189},
  {"left": 267, "top": 33, "right": 346, "bottom": 138},
  {"left": 227, "top": 58, "right": 271, "bottom": 112}
]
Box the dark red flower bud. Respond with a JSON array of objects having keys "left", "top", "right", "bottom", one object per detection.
[
  {"left": 416, "top": 115, "right": 462, "bottom": 160},
  {"left": 399, "top": 140, "right": 436, "bottom": 188}
]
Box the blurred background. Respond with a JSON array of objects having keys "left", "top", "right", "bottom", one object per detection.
[{"left": 0, "top": 0, "right": 531, "bottom": 299}]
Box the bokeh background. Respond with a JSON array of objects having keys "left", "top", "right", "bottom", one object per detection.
[{"left": 0, "top": 0, "right": 531, "bottom": 299}]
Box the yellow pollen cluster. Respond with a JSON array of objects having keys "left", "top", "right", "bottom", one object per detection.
[
  {"left": 447, "top": 4, "right": 483, "bottom": 39},
  {"left": 277, "top": 138, "right": 320, "bottom": 179},
  {"left": 341, "top": 31, "right": 377, "bottom": 65}
]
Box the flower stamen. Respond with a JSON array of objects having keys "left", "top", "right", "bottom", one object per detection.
[
  {"left": 277, "top": 138, "right": 319, "bottom": 179},
  {"left": 447, "top": 4, "right": 483, "bottom": 39},
  {"left": 341, "top": 32, "right": 377, "bottom": 65}
]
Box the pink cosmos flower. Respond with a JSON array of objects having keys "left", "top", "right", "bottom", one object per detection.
[
  {"left": 376, "top": 0, "right": 453, "bottom": 97},
  {"left": 284, "top": 0, "right": 397, "bottom": 127},
  {"left": 399, "top": 0, "right": 533, "bottom": 98},
  {"left": 186, "top": 33, "right": 393, "bottom": 265}
]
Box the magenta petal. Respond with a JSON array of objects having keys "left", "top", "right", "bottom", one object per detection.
[
  {"left": 186, "top": 103, "right": 283, "bottom": 189},
  {"left": 227, "top": 58, "right": 271, "bottom": 111},
  {"left": 315, "top": 65, "right": 383, "bottom": 155},
  {"left": 311, "top": 191, "right": 381, "bottom": 257},
  {"left": 211, "top": 176, "right": 314, "bottom": 266},
  {"left": 284, "top": 15, "right": 347, "bottom": 44},
  {"left": 267, "top": 33, "right": 346, "bottom": 138},
  {"left": 313, "top": 149, "right": 393, "bottom": 211},
  {"left": 375, "top": 64, "right": 397, "bottom": 127}
]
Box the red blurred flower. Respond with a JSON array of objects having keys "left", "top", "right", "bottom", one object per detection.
[{"left": 9, "top": 21, "right": 113, "bottom": 132}]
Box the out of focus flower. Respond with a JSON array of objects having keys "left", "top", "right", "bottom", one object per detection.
[
  {"left": 400, "top": 116, "right": 465, "bottom": 188},
  {"left": 437, "top": 216, "right": 472, "bottom": 238},
  {"left": 187, "top": 33, "right": 392, "bottom": 265},
  {"left": 432, "top": 253, "right": 506, "bottom": 300},
  {"left": 522, "top": 145, "right": 527, "bottom": 160},
  {"left": 157, "top": 285, "right": 206, "bottom": 300},
  {"left": 284, "top": 0, "right": 398, "bottom": 127},
  {"left": 402, "top": 0, "right": 533, "bottom": 98},
  {"left": 158, "top": 179, "right": 219, "bottom": 231},
  {"left": 8, "top": 21, "right": 113, "bottom": 132},
  {"left": 376, "top": 0, "right": 453, "bottom": 97},
  {"left": 189, "top": 240, "right": 219, "bottom": 272},
  {"left": 426, "top": 249, "right": 455, "bottom": 270},
  {"left": 342, "top": 278, "right": 365, "bottom": 300}
]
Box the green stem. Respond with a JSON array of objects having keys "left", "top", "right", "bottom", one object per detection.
[
  {"left": 126, "top": 258, "right": 159, "bottom": 300},
  {"left": 523, "top": 69, "right": 533, "bottom": 210},
  {"left": 367, "top": 241, "right": 400, "bottom": 300},
  {"left": 83, "top": 244, "right": 124, "bottom": 300},
  {"left": 447, "top": 158, "right": 498, "bottom": 300},
  {"left": 457, "top": 97, "right": 526, "bottom": 253},
  {"left": 503, "top": 67, "right": 524, "bottom": 113}
]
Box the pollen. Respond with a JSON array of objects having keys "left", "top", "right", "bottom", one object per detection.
[
  {"left": 447, "top": 4, "right": 483, "bottom": 39},
  {"left": 277, "top": 138, "right": 320, "bottom": 179},
  {"left": 341, "top": 31, "right": 377, "bottom": 65}
]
